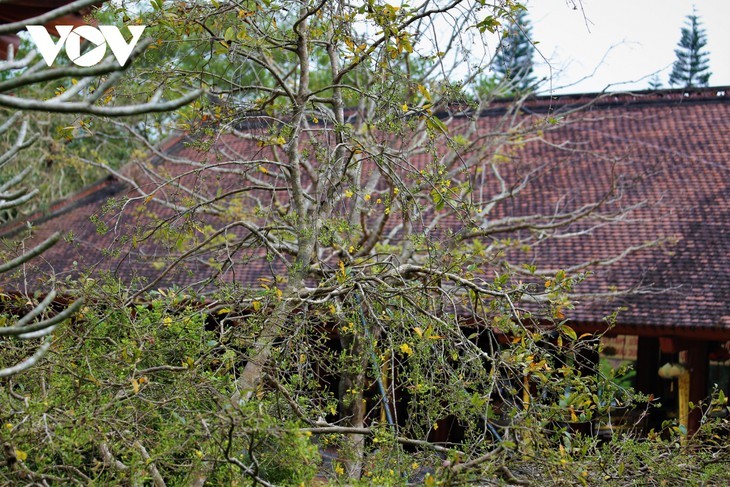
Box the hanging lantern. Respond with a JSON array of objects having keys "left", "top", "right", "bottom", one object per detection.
[{"left": 658, "top": 362, "right": 686, "bottom": 379}]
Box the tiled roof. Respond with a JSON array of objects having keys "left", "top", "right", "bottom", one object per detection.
[{"left": 1, "top": 87, "right": 729, "bottom": 338}]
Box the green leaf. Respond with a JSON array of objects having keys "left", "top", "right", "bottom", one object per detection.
[
  {"left": 476, "top": 16, "right": 501, "bottom": 33},
  {"left": 430, "top": 190, "right": 444, "bottom": 210},
  {"left": 425, "top": 116, "right": 448, "bottom": 134},
  {"left": 559, "top": 324, "right": 577, "bottom": 341}
]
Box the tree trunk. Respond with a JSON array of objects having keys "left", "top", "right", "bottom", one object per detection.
[{"left": 339, "top": 331, "right": 369, "bottom": 479}]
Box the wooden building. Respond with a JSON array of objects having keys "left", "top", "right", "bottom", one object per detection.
[{"left": 2, "top": 87, "right": 729, "bottom": 434}]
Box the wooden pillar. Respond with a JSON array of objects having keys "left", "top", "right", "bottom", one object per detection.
[
  {"left": 631, "top": 337, "right": 660, "bottom": 435},
  {"left": 635, "top": 337, "right": 660, "bottom": 395},
  {"left": 678, "top": 371, "right": 690, "bottom": 436},
  {"left": 686, "top": 341, "right": 708, "bottom": 434}
]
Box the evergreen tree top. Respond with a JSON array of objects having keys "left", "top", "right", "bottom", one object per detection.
[
  {"left": 492, "top": 9, "right": 537, "bottom": 93},
  {"left": 669, "top": 12, "right": 711, "bottom": 88}
]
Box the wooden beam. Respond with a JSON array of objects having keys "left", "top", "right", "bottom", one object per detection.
[{"left": 572, "top": 324, "right": 730, "bottom": 342}]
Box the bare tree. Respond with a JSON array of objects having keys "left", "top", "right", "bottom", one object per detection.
[{"left": 73, "top": 0, "right": 666, "bottom": 480}]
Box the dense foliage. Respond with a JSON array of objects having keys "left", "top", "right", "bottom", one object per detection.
[{"left": 1, "top": 283, "right": 729, "bottom": 485}]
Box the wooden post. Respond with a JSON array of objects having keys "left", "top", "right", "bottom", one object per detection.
[
  {"left": 686, "top": 341, "right": 708, "bottom": 434},
  {"left": 678, "top": 371, "right": 690, "bottom": 437},
  {"left": 636, "top": 337, "right": 660, "bottom": 394},
  {"left": 632, "top": 337, "right": 660, "bottom": 435}
]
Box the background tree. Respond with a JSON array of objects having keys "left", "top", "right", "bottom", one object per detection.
[
  {"left": 668, "top": 11, "right": 711, "bottom": 88},
  {"left": 492, "top": 8, "right": 537, "bottom": 92},
  {"left": 648, "top": 73, "right": 663, "bottom": 90}
]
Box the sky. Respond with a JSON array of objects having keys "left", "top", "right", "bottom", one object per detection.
[{"left": 526, "top": 0, "right": 730, "bottom": 94}]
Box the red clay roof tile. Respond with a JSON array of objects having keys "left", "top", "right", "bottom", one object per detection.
[{"left": 2, "top": 87, "right": 729, "bottom": 337}]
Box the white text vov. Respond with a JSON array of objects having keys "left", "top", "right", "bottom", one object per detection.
[{"left": 26, "top": 25, "right": 146, "bottom": 67}]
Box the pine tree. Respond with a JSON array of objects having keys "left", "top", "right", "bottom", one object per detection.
[
  {"left": 493, "top": 9, "right": 537, "bottom": 92},
  {"left": 648, "top": 74, "right": 663, "bottom": 90},
  {"left": 669, "top": 12, "right": 711, "bottom": 88}
]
